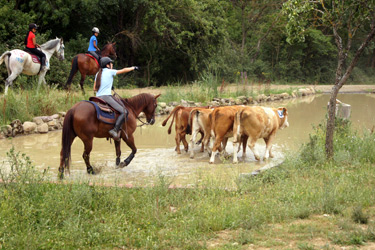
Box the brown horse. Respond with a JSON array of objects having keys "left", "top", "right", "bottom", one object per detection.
[
  {"left": 59, "top": 93, "right": 161, "bottom": 179},
  {"left": 65, "top": 42, "right": 117, "bottom": 93}
]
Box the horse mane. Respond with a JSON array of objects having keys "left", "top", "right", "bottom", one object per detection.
[
  {"left": 101, "top": 43, "right": 112, "bottom": 51},
  {"left": 41, "top": 38, "right": 60, "bottom": 50},
  {"left": 123, "top": 93, "right": 152, "bottom": 109}
]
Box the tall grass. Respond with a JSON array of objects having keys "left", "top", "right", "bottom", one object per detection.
[
  {"left": 0, "top": 84, "right": 89, "bottom": 125},
  {"left": 0, "top": 120, "right": 375, "bottom": 248}
]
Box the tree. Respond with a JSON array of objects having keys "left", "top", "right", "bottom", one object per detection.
[{"left": 283, "top": 0, "right": 375, "bottom": 159}]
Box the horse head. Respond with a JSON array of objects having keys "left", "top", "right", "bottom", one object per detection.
[
  {"left": 143, "top": 94, "right": 161, "bottom": 125},
  {"left": 57, "top": 38, "right": 65, "bottom": 61},
  {"left": 102, "top": 42, "right": 117, "bottom": 59}
]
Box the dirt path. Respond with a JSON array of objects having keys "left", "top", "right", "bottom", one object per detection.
[{"left": 124, "top": 84, "right": 375, "bottom": 96}]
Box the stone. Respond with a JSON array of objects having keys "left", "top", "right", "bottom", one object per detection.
[
  {"left": 32, "top": 117, "right": 44, "bottom": 125},
  {"left": 37, "top": 123, "right": 49, "bottom": 133},
  {"left": 51, "top": 114, "right": 60, "bottom": 120},
  {"left": 158, "top": 102, "right": 167, "bottom": 108},
  {"left": 23, "top": 121, "right": 37, "bottom": 134}
]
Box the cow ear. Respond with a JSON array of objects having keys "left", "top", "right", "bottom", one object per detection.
[
  {"left": 283, "top": 107, "right": 287, "bottom": 115},
  {"left": 155, "top": 94, "right": 161, "bottom": 99}
]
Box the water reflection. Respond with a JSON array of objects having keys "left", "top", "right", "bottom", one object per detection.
[{"left": 0, "top": 94, "right": 374, "bottom": 187}]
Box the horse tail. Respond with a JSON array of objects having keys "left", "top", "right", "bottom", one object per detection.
[
  {"left": 61, "top": 108, "right": 76, "bottom": 169},
  {"left": 0, "top": 51, "right": 11, "bottom": 65},
  {"left": 162, "top": 105, "right": 184, "bottom": 134},
  {"left": 66, "top": 56, "right": 79, "bottom": 87}
]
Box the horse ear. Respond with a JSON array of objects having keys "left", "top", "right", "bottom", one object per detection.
[
  {"left": 155, "top": 94, "right": 161, "bottom": 99},
  {"left": 113, "top": 42, "right": 116, "bottom": 45}
]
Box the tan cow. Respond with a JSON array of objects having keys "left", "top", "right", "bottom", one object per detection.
[
  {"left": 162, "top": 106, "right": 206, "bottom": 154},
  {"left": 209, "top": 105, "right": 247, "bottom": 164},
  {"left": 188, "top": 107, "right": 214, "bottom": 158},
  {"left": 232, "top": 106, "right": 289, "bottom": 163}
]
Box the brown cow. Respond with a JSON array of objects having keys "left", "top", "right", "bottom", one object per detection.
[
  {"left": 162, "top": 106, "right": 205, "bottom": 154},
  {"left": 232, "top": 106, "right": 289, "bottom": 162},
  {"left": 209, "top": 105, "right": 247, "bottom": 164},
  {"left": 188, "top": 107, "right": 214, "bottom": 158}
]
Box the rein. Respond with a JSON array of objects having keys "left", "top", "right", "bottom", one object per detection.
[{"left": 113, "top": 91, "right": 150, "bottom": 127}]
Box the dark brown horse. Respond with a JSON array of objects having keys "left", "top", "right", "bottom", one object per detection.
[
  {"left": 59, "top": 93, "right": 161, "bottom": 179},
  {"left": 65, "top": 42, "right": 117, "bottom": 93}
]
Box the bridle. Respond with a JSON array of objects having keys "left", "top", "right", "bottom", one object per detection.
[{"left": 113, "top": 91, "right": 155, "bottom": 127}]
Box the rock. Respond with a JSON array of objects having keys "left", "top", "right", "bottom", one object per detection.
[
  {"left": 158, "top": 102, "right": 167, "bottom": 108},
  {"left": 23, "top": 122, "right": 37, "bottom": 134},
  {"left": 37, "top": 123, "right": 49, "bottom": 133},
  {"left": 1, "top": 125, "right": 12, "bottom": 137},
  {"left": 32, "top": 117, "right": 44, "bottom": 125},
  {"left": 51, "top": 114, "right": 60, "bottom": 120},
  {"left": 58, "top": 111, "right": 66, "bottom": 117}
]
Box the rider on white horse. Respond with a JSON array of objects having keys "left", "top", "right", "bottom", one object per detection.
[{"left": 25, "top": 23, "right": 47, "bottom": 71}]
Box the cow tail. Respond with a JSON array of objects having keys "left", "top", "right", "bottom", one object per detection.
[
  {"left": 66, "top": 56, "right": 79, "bottom": 87},
  {"left": 209, "top": 111, "right": 215, "bottom": 138},
  {"left": 233, "top": 109, "right": 243, "bottom": 143},
  {"left": 162, "top": 106, "right": 183, "bottom": 134}
]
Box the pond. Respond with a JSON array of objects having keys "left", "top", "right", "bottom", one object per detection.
[{"left": 0, "top": 93, "right": 374, "bottom": 187}]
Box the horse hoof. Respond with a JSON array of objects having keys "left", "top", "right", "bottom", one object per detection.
[
  {"left": 87, "top": 167, "right": 95, "bottom": 175},
  {"left": 58, "top": 172, "right": 64, "bottom": 180},
  {"left": 117, "top": 162, "right": 126, "bottom": 168},
  {"left": 116, "top": 157, "right": 120, "bottom": 166}
]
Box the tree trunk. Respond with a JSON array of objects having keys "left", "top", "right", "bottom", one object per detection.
[{"left": 325, "top": 22, "right": 375, "bottom": 159}]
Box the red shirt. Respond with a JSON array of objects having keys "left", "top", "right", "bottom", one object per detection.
[{"left": 26, "top": 31, "right": 36, "bottom": 48}]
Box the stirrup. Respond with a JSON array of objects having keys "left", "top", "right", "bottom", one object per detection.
[{"left": 109, "top": 129, "right": 121, "bottom": 141}]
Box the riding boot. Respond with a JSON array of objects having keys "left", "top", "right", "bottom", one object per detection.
[
  {"left": 109, "top": 113, "right": 125, "bottom": 141},
  {"left": 41, "top": 57, "right": 47, "bottom": 71}
]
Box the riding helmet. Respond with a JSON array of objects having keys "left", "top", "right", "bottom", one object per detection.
[
  {"left": 92, "top": 27, "right": 100, "bottom": 33},
  {"left": 100, "top": 57, "right": 113, "bottom": 68},
  {"left": 29, "top": 23, "right": 38, "bottom": 30}
]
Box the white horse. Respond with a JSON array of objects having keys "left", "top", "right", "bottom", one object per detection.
[{"left": 0, "top": 38, "right": 65, "bottom": 95}]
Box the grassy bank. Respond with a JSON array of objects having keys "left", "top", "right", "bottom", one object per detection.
[
  {"left": 0, "top": 120, "right": 374, "bottom": 249},
  {"left": 0, "top": 80, "right": 297, "bottom": 126}
]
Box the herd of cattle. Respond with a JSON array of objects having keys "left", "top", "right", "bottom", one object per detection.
[{"left": 161, "top": 105, "right": 289, "bottom": 164}]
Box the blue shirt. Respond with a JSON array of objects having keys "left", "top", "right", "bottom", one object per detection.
[
  {"left": 88, "top": 35, "right": 98, "bottom": 51},
  {"left": 95, "top": 69, "right": 118, "bottom": 96}
]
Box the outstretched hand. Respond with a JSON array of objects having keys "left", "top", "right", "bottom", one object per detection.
[{"left": 134, "top": 66, "right": 140, "bottom": 71}]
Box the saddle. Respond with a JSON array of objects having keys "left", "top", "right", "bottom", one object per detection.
[
  {"left": 24, "top": 48, "right": 41, "bottom": 64},
  {"left": 87, "top": 96, "right": 128, "bottom": 125},
  {"left": 86, "top": 52, "right": 100, "bottom": 67}
]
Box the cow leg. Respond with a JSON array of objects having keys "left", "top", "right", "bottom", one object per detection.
[
  {"left": 248, "top": 137, "right": 260, "bottom": 161},
  {"left": 241, "top": 135, "right": 248, "bottom": 160},
  {"left": 233, "top": 140, "right": 239, "bottom": 163},
  {"left": 115, "top": 140, "right": 121, "bottom": 166},
  {"left": 175, "top": 132, "right": 181, "bottom": 154},
  {"left": 221, "top": 137, "right": 230, "bottom": 159},
  {"left": 199, "top": 131, "right": 204, "bottom": 152},
  {"left": 189, "top": 126, "right": 200, "bottom": 159},
  {"left": 263, "top": 134, "right": 275, "bottom": 160},
  {"left": 82, "top": 139, "right": 95, "bottom": 174},
  {"left": 181, "top": 132, "right": 189, "bottom": 153},
  {"left": 209, "top": 135, "right": 223, "bottom": 164}
]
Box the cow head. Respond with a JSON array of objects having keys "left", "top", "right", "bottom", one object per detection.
[{"left": 277, "top": 107, "right": 289, "bottom": 129}]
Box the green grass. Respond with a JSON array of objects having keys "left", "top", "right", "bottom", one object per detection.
[{"left": 0, "top": 120, "right": 375, "bottom": 249}]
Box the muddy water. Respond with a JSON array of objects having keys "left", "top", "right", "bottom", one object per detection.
[{"left": 0, "top": 94, "right": 374, "bottom": 187}]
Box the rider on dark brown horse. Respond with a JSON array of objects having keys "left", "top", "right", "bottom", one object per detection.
[
  {"left": 93, "top": 57, "right": 139, "bottom": 141},
  {"left": 88, "top": 27, "right": 100, "bottom": 61},
  {"left": 25, "top": 23, "right": 47, "bottom": 70}
]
